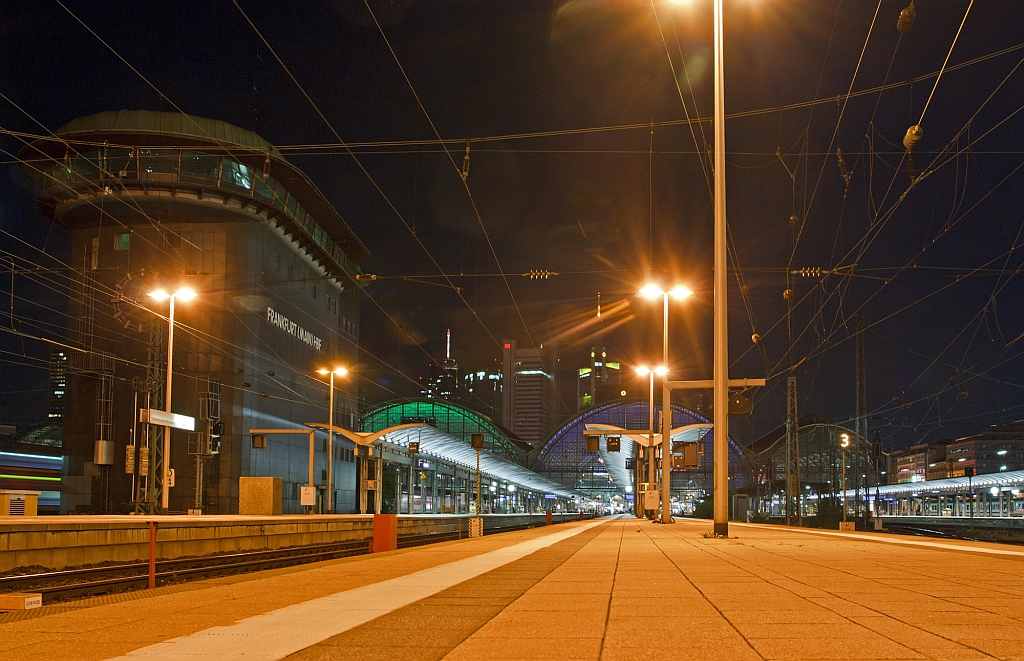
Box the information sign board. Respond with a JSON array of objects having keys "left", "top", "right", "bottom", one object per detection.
[{"left": 139, "top": 408, "right": 195, "bottom": 431}]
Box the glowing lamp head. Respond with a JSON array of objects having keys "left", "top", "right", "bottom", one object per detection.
[
  {"left": 174, "top": 287, "right": 196, "bottom": 302},
  {"left": 654, "top": 366, "right": 668, "bottom": 376},
  {"left": 150, "top": 287, "right": 195, "bottom": 302},
  {"left": 317, "top": 367, "right": 348, "bottom": 377},
  {"left": 635, "top": 366, "right": 651, "bottom": 376},
  {"left": 669, "top": 285, "right": 693, "bottom": 301},
  {"left": 639, "top": 283, "right": 663, "bottom": 300}
]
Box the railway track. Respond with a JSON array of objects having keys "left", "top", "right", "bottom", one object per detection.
[
  {"left": 0, "top": 522, "right": 554, "bottom": 604},
  {"left": 884, "top": 522, "right": 1024, "bottom": 546}
]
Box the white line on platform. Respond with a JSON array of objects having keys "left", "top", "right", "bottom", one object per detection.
[
  {"left": 735, "top": 522, "right": 1024, "bottom": 557},
  {"left": 104, "top": 518, "right": 611, "bottom": 661}
]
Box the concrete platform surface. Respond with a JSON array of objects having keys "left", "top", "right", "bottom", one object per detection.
[{"left": 2, "top": 517, "right": 1024, "bottom": 660}]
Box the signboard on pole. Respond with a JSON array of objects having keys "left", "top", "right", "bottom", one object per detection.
[{"left": 139, "top": 408, "right": 195, "bottom": 431}]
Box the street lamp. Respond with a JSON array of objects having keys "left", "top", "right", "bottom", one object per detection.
[
  {"left": 148, "top": 286, "right": 196, "bottom": 512},
  {"left": 664, "top": 0, "right": 731, "bottom": 535},
  {"left": 640, "top": 283, "right": 692, "bottom": 523},
  {"left": 316, "top": 366, "right": 348, "bottom": 513},
  {"left": 636, "top": 365, "right": 667, "bottom": 518}
]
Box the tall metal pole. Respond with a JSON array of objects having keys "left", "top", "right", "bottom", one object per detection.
[
  {"left": 475, "top": 448, "right": 481, "bottom": 518},
  {"left": 842, "top": 448, "right": 847, "bottom": 523},
  {"left": 648, "top": 371, "right": 655, "bottom": 518},
  {"left": 161, "top": 295, "right": 175, "bottom": 512},
  {"left": 661, "top": 294, "right": 673, "bottom": 523},
  {"left": 307, "top": 431, "right": 315, "bottom": 505},
  {"left": 712, "top": 0, "right": 730, "bottom": 536},
  {"left": 327, "top": 371, "right": 334, "bottom": 513}
]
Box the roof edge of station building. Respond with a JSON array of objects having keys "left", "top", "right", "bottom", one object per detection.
[{"left": 17, "top": 109, "right": 371, "bottom": 265}]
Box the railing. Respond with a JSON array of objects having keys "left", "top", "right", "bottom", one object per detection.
[{"left": 30, "top": 148, "right": 358, "bottom": 277}]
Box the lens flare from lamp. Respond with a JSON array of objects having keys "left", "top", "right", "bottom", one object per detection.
[
  {"left": 174, "top": 287, "right": 197, "bottom": 302},
  {"left": 639, "top": 283, "right": 663, "bottom": 300},
  {"left": 669, "top": 285, "right": 693, "bottom": 300}
]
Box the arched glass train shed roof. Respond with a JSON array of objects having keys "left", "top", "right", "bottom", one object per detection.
[
  {"left": 534, "top": 400, "right": 753, "bottom": 496},
  {"left": 361, "top": 400, "right": 527, "bottom": 466}
]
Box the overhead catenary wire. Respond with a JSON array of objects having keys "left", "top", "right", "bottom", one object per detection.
[
  {"left": 358, "top": 0, "right": 538, "bottom": 351},
  {"left": 23, "top": 1, "right": 502, "bottom": 413}
]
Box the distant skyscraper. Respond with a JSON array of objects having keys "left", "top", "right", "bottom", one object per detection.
[
  {"left": 463, "top": 357, "right": 503, "bottom": 420},
  {"left": 502, "top": 339, "right": 557, "bottom": 446},
  {"left": 423, "top": 329, "right": 460, "bottom": 401},
  {"left": 48, "top": 349, "right": 67, "bottom": 420},
  {"left": 576, "top": 346, "right": 624, "bottom": 412}
]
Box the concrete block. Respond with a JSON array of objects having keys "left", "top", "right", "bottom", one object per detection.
[
  {"left": 239, "top": 477, "right": 282, "bottom": 515},
  {"left": 0, "top": 593, "right": 42, "bottom": 610}
]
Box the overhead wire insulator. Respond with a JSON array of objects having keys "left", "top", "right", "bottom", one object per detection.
[
  {"left": 903, "top": 124, "right": 923, "bottom": 150},
  {"left": 461, "top": 140, "right": 470, "bottom": 182},
  {"left": 897, "top": 1, "right": 916, "bottom": 34},
  {"left": 523, "top": 270, "right": 558, "bottom": 280},
  {"left": 836, "top": 149, "right": 851, "bottom": 186}
]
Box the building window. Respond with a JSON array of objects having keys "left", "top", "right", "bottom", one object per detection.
[
  {"left": 312, "top": 284, "right": 317, "bottom": 299},
  {"left": 114, "top": 233, "right": 130, "bottom": 251},
  {"left": 274, "top": 254, "right": 281, "bottom": 272}
]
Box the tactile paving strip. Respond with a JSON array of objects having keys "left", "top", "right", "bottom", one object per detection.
[{"left": 104, "top": 518, "right": 610, "bottom": 661}]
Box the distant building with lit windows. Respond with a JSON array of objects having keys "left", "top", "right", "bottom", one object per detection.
[
  {"left": 422, "top": 330, "right": 460, "bottom": 401},
  {"left": 575, "top": 346, "right": 624, "bottom": 413},
  {"left": 48, "top": 349, "right": 68, "bottom": 420},
  {"left": 462, "top": 360, "right": 502, "bottom": 420},
  {"left": 502, "top": 339, "right": 557, "bottom": 446},
  {"left": 946, "top": 421, "right": 1024, "bottom": 477}
]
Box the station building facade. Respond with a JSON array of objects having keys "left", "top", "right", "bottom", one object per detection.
[{"left": 20, "top": 110, "right": 368, "bottom": 515}]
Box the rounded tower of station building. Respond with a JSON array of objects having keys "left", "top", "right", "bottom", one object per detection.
[{"left": 19, "top": 110, "right": 370, "bottom": 515}]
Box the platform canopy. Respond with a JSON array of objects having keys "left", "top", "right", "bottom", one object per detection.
[
  {"left": 366, "top": 422, "right": 581, "bottom": 500},
  {"left": 853, "top": 470, "right": 1024, "bottom": 499}
]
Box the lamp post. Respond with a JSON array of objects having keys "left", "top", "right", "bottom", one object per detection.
[
  {"left": 636, "top": 365, "right": 667, "bottom": 518},
  {"left": 641, "top": 283, "right": 693, "bottom": 523},
  {"left": 148, "top": 286, "right": 196, "bottom": 513},
  {"left": 316, "top": 366, "right": 348, "bottom": 513},
  {"left": 708, "top": 0, "right": 731, "bottom": 537},
  {"left": 839, "top": 432, "right": 851, "bottom": 524}
]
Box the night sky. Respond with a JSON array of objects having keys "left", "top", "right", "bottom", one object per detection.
[{"left": 2, "top": 0, "right": 1023, "bottom": 451}]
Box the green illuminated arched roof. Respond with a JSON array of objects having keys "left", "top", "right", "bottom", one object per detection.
[{"left": 360, "top": 399, "right": 527, "bottom": 466}]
